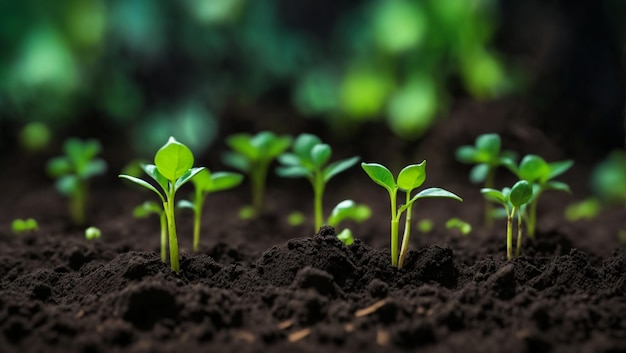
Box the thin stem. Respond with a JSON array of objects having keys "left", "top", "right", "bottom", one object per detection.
[
  {"left": 71, "top": 182, "right": 87, "bottom": 226},
  {"left": 506, "top": 207, "right": 515, "bottom": 261},
  {"left": 313, "top": 172, "right": 325, "bottom": 231},
  {"left": 192, "top": 190, "right": 205, "bottom": 253},
  {"left": 251, "top": 160, "right": 268, "bottom": 215},
  {"left": 390, "top": 189, "right": 398, "bottom": 267},
  {"left": 398, "top": 192, "right": 413, "bottom": 269},
  {"left": 516, "top": 207, "right": 523, "bottom": 257},
  {"left": 165, "top": 187, "right": 180, "bottom": 272},
  {"left": 159, "top": 212, "right": 167, "bottom": 262},
  {"left": 527, "top": 194, "right": 540, "bottom": 238}
]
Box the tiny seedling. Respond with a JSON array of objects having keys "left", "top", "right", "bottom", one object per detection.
[
  {"left": 287, "top": 211, "right": 305, "bottom": 226},
  {"left": 481, "top": 180, "right": 533, "bottom": 260},
  {"left": 11, "top": 218, "right": 38, "bottom": 234},
  {"left": 565, "top": 198, "right": 601, "bottom": 221},
  {"left": 178, "top": 169, "right": 243, "bottom": 252},
  {"left": 119, "top": 137, "right": 205, "bottom": 272},
  {"left": 46, "top": 138, "right": 107, "bottom": 226},
  {"left": 446, "top": 217, "right": 472, "bottom": 235},
  {"left": 590, "top": 150, "right": 626, "bottom": 207},
  {"left": 456, "top": 133, "right": 516, "bottom": 227},
  {"left": 85, "top": 226, "right": 101, "bottom": 240},
  {"left": 327, "top": 199, "right": 371, "bottom": 245},
  {"left": 133, "top": 201, "right": 167, "bottom": 261},
  {"left": 222, "top": 131, "right": 292, "bottom": 218},
  {"left": 362, "top": 161, "right": 462, "bottom": 268},
  {"left": 506, "top": 154, "right": 573, "bottom": 238},
  {"left": 277, "top": 133, "right": 360, "bottom": 230},
  {"left": 417, "top": 219, "right": 434, "bottom": 233}
]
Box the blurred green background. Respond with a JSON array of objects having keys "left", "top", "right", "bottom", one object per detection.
[{"left": 0, "top": 0, "right": 623, "bottom": 159}]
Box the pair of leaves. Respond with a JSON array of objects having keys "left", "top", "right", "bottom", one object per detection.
[
  {"left": 455, "top": 133, "right": 517, "bottom": 184},
  {"left": 507, "top": 154, "right": 573, "bottom": 192},
  {"left": 276, "top": 133, "right": 359, "bottom": 182},
  {"left": 178, "top": 169, "right": 243, "bottom": 211},
  {"left": 47, "top": 138, "right": 107, "bottom": 195},
  {"left": 223, "top": 131, "right": 292, "bottom": 172},
  {"left": 327, "top": 200, "right": 371, "bottom": 228},
  {"left": 11, "top": 218, "right": 38, "bottom": 233},
  {"left": 481, "top": 180, "right": 533, "bottom": 211}
]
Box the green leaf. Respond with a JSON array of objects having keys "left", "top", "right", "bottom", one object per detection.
[
  {"left": 327, "top": 200, "right": 372, "bottom": 227},
  {"left": 46, "top": 157, "right": 72, "bottom": 177},
  {"left": 336, "top": 228, "right": 354, "bottom": 245},
  {"left": 311, "top": 144, "right": 331, "bottom": 168},
  {"left": 154, "top": 137, "right": 194, "bottom": 181},
  {"left": 176, "top": 199, "right": 196, "bottom": 211},
  {"left": 361, "top": 162, "right": 395, "bottom": 192},
  {"left": 293, "top": 134, "right": 322, "bottom": 161},
  {"left": 119, "top": 174, "right": 166, "bottom": 203},
  {"left": 276, "top": 166, "right": 312, "bottom": 179},
  {"left": 476, "top": 133, "right": 501, "bottom": 159},
  {"left": 56, "top": 175, "right": 78, "bottom": 196},
  {"left": 469, "top": 163, "right": 489, "bottom": 184},
  {"left": 397, "top": 161, "right": 426, "bottom": 191},
  {"left": 174, "top": 167, "right": 206, "bottom": 191},
  {"left": 209, "top": 172, "right": 243, "bottom": 192},
  {"left": 409, "top": 187, "right": 463, "bottom": 204},
  {"left": 509, "top": 180, "right": 533, "bottom": 207},
  {"left": 81, "top": 159, "right": 107, "bottom": 179},
  {"left": 227, "top": 133, "right": 258, "bottom": 160},
  {"left": 499, "top": 156, "right": 518, "bottom": 174},
  {"left": 518, "top": 155, "right": 550, "bottom": 183},
  {"left": 277, "top": 153, "right": 303, "bottom": 167},
  {"left": 222, "top": 152, "right": 250, "bottom": 172},
  {"left": 545, "top": 180, "right": 571, "bottom": 193},
  {"left": 266, "top": 135, "right": 292, "bottom": 159},
  {"left": 548, "top": 160, "right": 573, "bottom": 180},
  {"left": 141, "top": 164, "right": 169, "bottom": 192},
  {"left": 455, "top": 145, "right": 478, "bottom": 163},
  {"left": 191, "top": 169, "right": 212, "bottom": 191},
  {"left": 481, "top": 188, "right": 506, "bottom": 205},
  {"left": 133, "top": 201, "right": 163, "bottom": 218},
  {"left": 323, "top": 156, "right": 360, "bottom": 182}
]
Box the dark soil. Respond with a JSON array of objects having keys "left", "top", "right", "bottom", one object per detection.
[{"left": 1, "top": 99, "right": 625, "bottom": 353}]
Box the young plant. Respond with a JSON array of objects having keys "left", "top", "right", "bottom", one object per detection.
[
  {"left": 362, "top": 161, "right": 463, "bottom": 268},
  {"left": 327, "top": 199, "right": 371, "bottom": 245},
  {"left": 276, "top": 133, "right": 360, "bottom": 230},
  {"left": 506, "top": 154, "right": 573, "bottom": 238},
  {"left": 11, "top": 218, "right": 38, "bottom": 234},
  {"left": 446, "top": 218, "right": 472, "bottom": 235},
  {"left": 481, "top": 180, "right": 533, "bottom": 260},
  {"left": 46, "top": 138, "right": 107, "bottom": 226},
  {"left": 85, "top": 226, "right": 101, "bottom": 240},
  {"left": 455, "top": 133, "right": 516, "bottom": 227},
  {"left": 222, "top": 131, "right": 292, "bottom": 218},
  {"left": 133, "top": 201, "right": 167, "bottom": 261},
  {"left": 119, "top": 137, "right": 205, "bottom": 272},
  {"left": 178, "top": 169, "right": 243, "bottom": 252}
]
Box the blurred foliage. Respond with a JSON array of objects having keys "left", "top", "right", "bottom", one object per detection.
[{"left": 0, "top": 0, "right": 514, "bottom": 156}]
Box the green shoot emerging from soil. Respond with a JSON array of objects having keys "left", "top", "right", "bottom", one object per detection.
[
  {"left": 506, "top": 154, "right": 573, "bottom": 238},
  {"left": 362, "top": 161, "right": 462, "bottom": 268},
  {"left": 178, "top": 169, "right": 243, "bottom": 252},
  {"left": 223, "top": 131, "right": 292, "bottom": 218},
  {"left": 277, "top": 133, "right": 360, "bottom": 230},
  {"left": 456, "top": 133, "right": 516, "bottom": 228},
  {"left": 446, "top": 218, "right": 472, "bottom": 235},
  {"left": 85, "top": 226, "right": 101, "bottom": 240},
  {"left": 481, "top": 180, "right": 533, "bottom": 260},
  {"left": 133, "top": 201, "right": 167, "bottom": 261},
  {"left": 47, "top": 138, "right": 107, "bottom": 226},
  {"left": 11, "top": 218, "right": 38, "bottom": 234},
  {"left": 327, "top": 199, "right": 371, "bottom": 245},
  {"left": 119, "top": 137, "right": 205, "bottom": 272}
]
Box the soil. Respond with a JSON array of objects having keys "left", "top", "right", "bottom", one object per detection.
[{"left": 1, "top": 98, "right": 625, "bottom": 353}]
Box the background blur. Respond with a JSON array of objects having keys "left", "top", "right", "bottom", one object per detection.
[{"left": 0, "top": 0, "right": 624, "bottom": 161}]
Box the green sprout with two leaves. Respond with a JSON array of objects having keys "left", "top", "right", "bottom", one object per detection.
[
  {"left": 46, "top": 138, "right": 107, "bottom": 226},
  {"left": 222, "top": 131, "right": 292, "bottom": 219},
  {"left": 481, "top": 180, "right": 533, "bottom": 260},
  {"left": 456, "top": 133, "right": 516, "bottom": 227},
  {"left": 178, "top": 169, "right": 243, "bottom": 252},
  {"left": 119, "top": 137, "right": 205, "bottom": 272},
  {"left": 276, "top": 133, "right": 360, "bottom": 231},
  {"left": 362, "top": 161, "right": 462, "bottom": 269},
  {"left": 11, "top": 218, "right": 38, "bottom": 234},
  {"left": 327, "top": 199, "right": 371, "bottom": 245},
  {"left": 505, "top": 155, "right": 573, "bottom": 238}
]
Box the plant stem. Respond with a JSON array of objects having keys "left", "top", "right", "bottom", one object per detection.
[
  {"left": 159, "top": 212, "right": 167, "bottom": 262},
  {"left": 165, "top": 192, "right": 179, "bottom": 272},
  {"left": 251, "top": 161, "right": 268, "bottom": 216},
  {"left": 313, "top": 172, "right": 324, "bottom": 231},
  {"left": 398, "top": 192, "right": 413, "bottom": 269},
  {"left": 527, "top": 195, "right": 540, "bottom": 238},
  {"left": 192, "top": 189, "right": 205, "bottom": 253},
  {"left": 506, "top": 212, "right": 513, "bottom": 261},
  {"left": 390, "top": 189, "right": 398, "bottom": 267},
  {"left": 516, "top": 208, "right": 523, "bottom": 257},
  {"left": 71, "top": 182, "right": 87, "bottom": 226}
]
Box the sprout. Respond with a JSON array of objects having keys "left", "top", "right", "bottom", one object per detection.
[
  {"left": 133, "top": 201, "right": 167, "bottom": 262},
  {"left": 327, "top": 199, "right": 371, "bottom": 245},
  {"left": 445, "top": 218, "right": 472, "bottom": 235},
  {"left": 362, "top": 161, "right": 462, "bottom": 268},
  {"left": 85, "top": 226, "right": 101, "bottom": 240},
  {"left": 11, "top": 218, "right": 38, "bottom": 234}
]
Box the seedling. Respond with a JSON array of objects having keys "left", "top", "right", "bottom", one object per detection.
[
  {"left": 456, "top": 133, "right": 516, "bottom": 227},
  {"left": 178, "top": 169, "right": 243, "bottom": 252},
  {"left": 565, "top": 198, "right": 601, "bottom": 221},
  {"left": 133, "top": 201, "right": 167, "bottom": 261},
  {"left": 481, "top": 180, "right": 533, "bottom": 260},
  {"left": 287, "top": 211, "right": 305, "bottom": 226},
  {"left": 11, "top": 218, "right": 38, "bottom": 234},
  {"left": 417, "top": 219, "right": 434, "bottom": 233},
  {"left": 276, "top": 133, "right": 360, "bottom": 230},
  {"left": 85, "top": 226, "right": 101, "bottom": 240},
  {"left": 362, "top": 161, "right": 462, "bottom": 268},
  {"left": 119, "top": 137, "right": 205, "bottom": 272},
  {"left": 222, "top": 131, "right": 292, "bottom": 218},
  {"left": 506, "top": 154, "right": 573, "bottom": 238},
  {"left": 446, "top": 217, "right": 472, "bottom": 235},
  {"left": 46, "top": 138, "right": 107, "bottom": 226},
  {"left": 590, "top": 150, "right": 626, "bottom": 207},
  {"left": 327, "top": 199, "right": 371, "bottom": 245}
]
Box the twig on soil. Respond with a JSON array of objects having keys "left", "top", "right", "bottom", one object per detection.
[
  {"left": 355, "top": 299, "right": 388, "bottom": 317},
  {"left": 288, "top": 328, "right": 311, "bottom": 343}
]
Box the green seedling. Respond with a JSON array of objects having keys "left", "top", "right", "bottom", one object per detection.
[
  {"left": 287, "top": 211, "right": 305, "bottom": 226},
  {"left": 590, "top": 150, "right": 626, "bottom": 207},
  {"left": 506, "top": 154, "right": 573, "bottom": 238},
  {"left": 85, "top": 226, "right": 101, "bottom": 240},
  {"left": 277, "top": 133, "right": 360, "bottom": 230},
  {"left": 456, "top": 133, "right": 516, "bottom": 227},
  {"left": 481, "top": 180, "right": 533, "bottom": 260},
  {"left": 20, "top": 122, "right": 51, "bottom": 152},
  {"left": 119, "top": 136, "right": 205, "bottom": 272},
  {"left": 222, "top": 131, "right": 292, "bottom": 218},
  {"left": 178, "top": 169, "right": 243, "bottom": 252},
  {"left": 327, "top": 199, "right": 371, "bottom": 245},
  {"left": 362, "top": 161, "right": 462, "bottom": 268},
  {"left": 446, "top": 217, "right": 472, "bottom": 235},
  {"left": 47, "top": 138, "right": 107, "bottom": 226},
  {"left": 11, "top": 218, "right": 38, "bottom": 234},
  {"left": 418, "top": 219, "right": 434, "bottom": 233},
  {"left": 133, "top": 201, "right": 167, "bottom": 261},
  {"left": 565, "top": 198, "right": 601, "bottom": 221}
]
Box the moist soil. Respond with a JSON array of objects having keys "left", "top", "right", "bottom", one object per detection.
[{"left": 1, "top": 100, "right": 625, "bottom": 353}]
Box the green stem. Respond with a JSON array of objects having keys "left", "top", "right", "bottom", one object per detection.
[
  {"left": 193, "top": 209, "right": 201, "bottom": 252},
  {"left": 506, "top": 208, "right": 514, "bottom": 261},
  {"left": 398, "top": 192, "right": 413, "bottom": 269},
  {"left": 527, "top": 197, "right": 539, "bottom": 238},
  {"left": 159, "top": 212, "right": 167, "bottom": 262},
  {"left": 390, "top": 189, "right": 399, "bottom": 267},
  {"left": 71, "top": 182, "right": 87, "bottom": 226},
  {"left": 251, "top": 161, "right": 268, "bottom": 215},
  {"left": 313, "top": 173, "right": 325, "bottom": 231},
  {"left": 516, "top": 208, "right": 523, "bottom": 257},
  {"left": 165, "top": 193, "right": 179, "bottom": 272}
]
